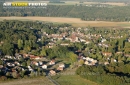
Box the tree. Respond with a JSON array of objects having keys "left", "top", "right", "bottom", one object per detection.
[
  {"left": 40, "top": 49, "right": 46, "bottom": 56},
  {"left": 22, "top": 62, "right": 27, "bottom": 67},
  {"left": 24, "top": 40, "right": 31, "bottom": 52},
  {"left": 19, "top": 71, "right": 25, "bottom": 78},
  {"left": 18, "top": 39, "right": 23, "bottom": 50},
  {"left": 69, "top": 52, "right": 78, "bottom": 64},
  {"left": 1, "top": 42, "right": 14, "bottom": 55},
  {"left": 0, "top": 60, "right": 3, "bottom": 65},
  {"left": 78, "top": 59, "right": 84, "bottom": 66},
  {"left": 27, "top": 59, "right": 31, "bottom": 66},
  {"left": 126, "top": 57, "right": 130, "bottom": 62}
]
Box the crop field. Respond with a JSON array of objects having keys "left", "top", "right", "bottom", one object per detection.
[{"left": 0, "top": 17, "right": 130, "bottom": 28}]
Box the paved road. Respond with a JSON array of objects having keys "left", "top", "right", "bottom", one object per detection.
[{"left": 46, "top": 75, "right": 60, "bottom": 85}]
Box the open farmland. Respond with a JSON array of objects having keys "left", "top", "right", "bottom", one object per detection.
[
  {"left": 0, "top": 17, "right": 130, "bottom": 28},
  {"left": 49, "top": 1, "right": 127, "bottom": 6}
]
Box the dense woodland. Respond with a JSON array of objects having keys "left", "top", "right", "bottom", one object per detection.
[
  {"left": 0, "top": 20, "right": 70, "bottom": 56},
  {"left": 76, "top": 64, "right": 130, "bottom": 85},
  {"left": 1, "top": 3, "right": 130, "bottom": 21}
]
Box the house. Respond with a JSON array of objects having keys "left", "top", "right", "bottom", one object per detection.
[
  {"left": 84, "top": 61, "right": 93, "bottom": 65},
  {"left": 42, "top": 64, "right": 47, "bottom": 69},
  {"left": 60, "top": 43, "right": 69, "bottom": 46},
  {"left": 104, "top": 62, "right": 109, "bottom": 65},
  {"left": 70, "top": 34, "right": 79, "bottom": 42},
  {"left": 111, "top": 58, "right": 117, "bottom": 63},
  {"left": 101, "top": 39, "right": 106, "bottom": 42},
  {"left": 114, "top": 59, "right": 117, "bottom": 62},
  {"left": 84, "top": 57, "right": 98, "bottom": 66},
  {"left": 28, "top": 65, "right": 31, "bottom": 69},
  {"left": 32, "top": 61, "right": 39, "bottom": 66},
  {"left": 128, "top": 38, "right": 130, "bottom": 42},
  {"left": 82, "top": 57, "right": 86, "bottom": 60},
  {"left": 125, "top": 54, "right": 130, "bottom": 57},
  {"left": 49, "top": 60, "right": 55, "bottom": 65},
  {"left": 93, "top": 60, "right": 98, "bottom": 63},
  {"left": 57, "top": 36, "right": 63, "bottom": 40},
  {"left": 0, "top": 65, "right": 3, "bottom": 69},
  {"left": 102, "top": 44, "right": 109, "bottom": 47},
  {"left": 38, "top": 61, "right": 43, "bottom": 66},
  {"left": 57, "top": 67, "right": 63, "bottom": 71},
  {"left": 79, "top": 38, "right": 86, "bottom": 42},
  {"left": 49, "top": 70, "right": 56, "bottom": 76},
  {"left": 85, "top": 57, "right": 91, "bottom": 61},
  {"left": 23, "top": 54, "right": 29, "bottom": 58},
  {"left": 30, "top": 55, "right": 41, "bottom": 60},
  {"left": 116, "top": 52, "right": 123, "bottom": 55},
  {"left": 35, "top": 62, "right": 39, "bottom": 66},
  {"left": 59, "top": 63, "right": 65, "bottom": 68},
  {"left": 5, "top": 55, "right": 12, "bottom": 59},
  {"left": 85, "top": 41, "right": 90, "bottom": 44},
  {"left": 22, "top": 68, "right": 25, "bottom": 71},
  {"left": 84, "top": 61, "right": 89, "bottom": 65},
  {"left": 65, "top": 37, "right": 72, "bottom": 41},
  {"left": 48, "top": 46, "right": 54, "bottom": 48},
  {"left": 14, "top": 61, "right": 20, "bottom": 66},
  {"left": 28, "top": 67, "right": 33, "bottom": 71},
  {"left": 102, "top": 52, "right": 112, "bottom": 57}
]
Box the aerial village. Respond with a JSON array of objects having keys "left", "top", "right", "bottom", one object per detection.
[{"left": 0, "top": 26, "right": 130, "bottom": 78}]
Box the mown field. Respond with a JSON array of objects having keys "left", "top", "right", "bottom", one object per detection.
[
  {"left": 0, "top": 17, "right": 130, "bottom": 28},
  {"left": 0, "top": 76, "right": 54, "bottom": 85}
]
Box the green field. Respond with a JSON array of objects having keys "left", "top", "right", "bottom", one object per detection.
[{"left": 52, "top": 68, "right": 100, "bottom": 85}]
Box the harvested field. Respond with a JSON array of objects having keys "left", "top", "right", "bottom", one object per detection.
[
  {"left": 102, "top": 2, "right": 126, "bottom": 6},
  {"left": 0, "top": 17, "right": 130, "bottom": 27}
]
